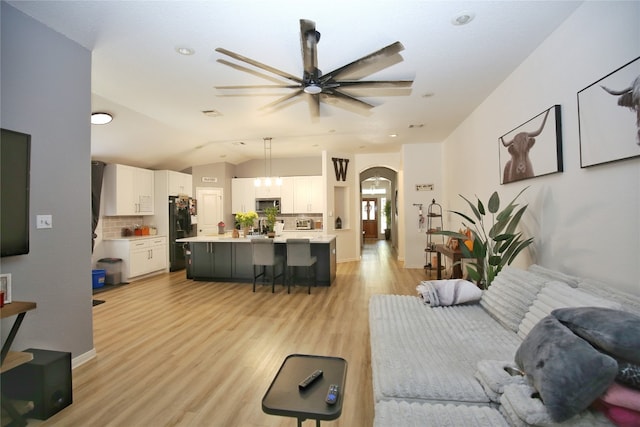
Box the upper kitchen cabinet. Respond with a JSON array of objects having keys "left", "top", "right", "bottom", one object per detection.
[
  {"left": 103, "top": 164, "right": 155, "bottom": 216},
  {"left": 254, "top": 180, "right": 281, "bottom": 198},
  {"left": 231, "top": 178, "right": 255, "bottom": 213},
  {"left": 279, "top": 177, "right": 294, "bottom": 214},
  {"left": 155, "top": 170, "right": 192, "bottom": 197},
  {"left": 293, "top": 176, "right": 323, "bottom": 213},
  {"left": 168, "top": 171, "right": 192, "bottom": 197}
]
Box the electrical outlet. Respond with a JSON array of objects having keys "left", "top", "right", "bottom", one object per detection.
[{"left": 36, "top": 214, "right": 53, "bottom": 229}]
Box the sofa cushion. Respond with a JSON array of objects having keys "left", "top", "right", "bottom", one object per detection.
[
  {"left": 374, "top": 400, "right": 510, "bottom": 427},
  {"left": 479, "top": 266, "right": 547, "bottom": 333},
  {"left": 514, "top": 315, "right": 618, "bottom": 422},
  {"left": 517, "top": 280, "right": 621, "bottom": 339},
  {"left": 551, "top": 307, "right": 640, "bottom": 364}
]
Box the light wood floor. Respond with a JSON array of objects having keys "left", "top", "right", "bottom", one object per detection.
[{"left": 35, "top": 240, "right": 429, "bottom": 427}]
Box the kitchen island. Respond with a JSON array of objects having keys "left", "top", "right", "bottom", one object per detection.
[{"left": 177, "top": 234, "right": 336, "bottom": 286}]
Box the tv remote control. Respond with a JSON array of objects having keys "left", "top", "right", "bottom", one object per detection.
[
  {"left": 325, "top": 384, "right": 339, "bottom": 405},
  {"left": 298, "top": 369, "right": 323, "bottom": 389}
]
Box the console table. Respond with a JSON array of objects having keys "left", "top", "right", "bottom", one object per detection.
[
  {"left": 434, "top": 244, "right": 464, "bottom": 280},
  {"left": 262, "top": 354, "right": 347, "bottom": 427},
  {"left": 1, "top": 300, "right": 37, "bottom": 426}
]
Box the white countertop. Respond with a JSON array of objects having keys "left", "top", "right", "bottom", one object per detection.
[
  {"left": 104, "top": 235, "right": 167, "bottom": 241},
  {"left": 177, "top": 232, "right": 335, "bottom": 244}
]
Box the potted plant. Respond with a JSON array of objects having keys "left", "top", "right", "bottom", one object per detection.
[
  {"left": 235, "top": 211, "right": 258, "bottom": 236},
  {"left": 264, "top": 206, "right": 278, "bottom": 238},
  {"left": 434, "top": 187, "right": 533, "bottom": 289},
  {"left": 383, "top": 200, "right": 392, "bottom": 240}
]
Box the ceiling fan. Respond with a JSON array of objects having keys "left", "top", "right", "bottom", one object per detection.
[{"left": 215, "top": 19, "right": 413, "bottom": 117}]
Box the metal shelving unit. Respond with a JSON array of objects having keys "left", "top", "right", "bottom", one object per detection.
[{"left": 424, "top": 199, "right": 444, "bottom": 274}]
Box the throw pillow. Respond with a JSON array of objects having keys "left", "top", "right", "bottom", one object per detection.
[
  {"left": 514, "top": 315, "right": 618, "bottom": 422},
  {"left": 600, "top": 382, "right": 640, "bottom": 411},
  {"left": 617, "top": 361, "right": 640, "bottom": 390},
  {"left": 551, "top": 307, "right": 640, "bottom": 364}
]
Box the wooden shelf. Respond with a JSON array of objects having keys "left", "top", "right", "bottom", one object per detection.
[
  {"left": 0, "top": 301, "right": 37, "bottom": 319},
  {"left": 1, "top": 351, "right": 33, "bottom": 373}
]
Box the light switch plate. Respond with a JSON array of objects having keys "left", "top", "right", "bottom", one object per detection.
[{"left": 36, "top": 214, "right": 52, "bottom": 229}]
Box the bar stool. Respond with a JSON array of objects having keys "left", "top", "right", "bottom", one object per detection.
[
  {"left": 285, "top": 239, "right": 317, "bottom": 294},
  {"left": 251, "top": 239, "right": 284, "bottom": 293}
]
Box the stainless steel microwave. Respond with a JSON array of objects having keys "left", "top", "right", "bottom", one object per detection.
[{"left": 255, "top": 198, "right": 280, "bottom": 213}]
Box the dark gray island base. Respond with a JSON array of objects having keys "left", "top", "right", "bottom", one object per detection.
[{"left": 180, "top": 235, "right": 336, "bottom": 286}]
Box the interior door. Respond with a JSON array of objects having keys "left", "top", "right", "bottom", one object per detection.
[
  {"left": 362, "top": 198, "right": 378, "bottom": 238},
  {"left": 195, "top": 187, "right": 223, "bottom": 235}
]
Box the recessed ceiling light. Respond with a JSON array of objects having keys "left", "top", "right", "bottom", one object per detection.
[
  {"left": 202, "top": 110, "right": 222, "bottom": 117},
  {"left": 232, "top": 141, "right": 245, "bottom": 146},
  {"left": 408, "top": 124, "right": 424, "bottom": 129},
  {"left": 422, "top": 92, "right": 435, "bottom": 98},
  {"left": 452, "top": 11, "right": 475, "bottom": 26},
  {"left": 176, "top": 46, "right": 195, "bottom": 56},
  {"left": 389, "top": 134, "right": 398, "bottom": 138},
  {"left": 91, "top": 112, "right": 113, "bottom": 125}
]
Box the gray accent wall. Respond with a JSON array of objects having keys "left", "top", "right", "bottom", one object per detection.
[{"left": 1, "top": 3, "right": 94, "bottom": 358}]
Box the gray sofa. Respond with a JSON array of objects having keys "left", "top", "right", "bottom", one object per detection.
[{"left": 369, "top": 265, "right": 640, "bottom": 426}]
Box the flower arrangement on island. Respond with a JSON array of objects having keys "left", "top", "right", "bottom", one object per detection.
[{"left": 235, "top": 211, "right": 258, "bottom": 229}]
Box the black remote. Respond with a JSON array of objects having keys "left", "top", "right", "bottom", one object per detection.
[
  {"left": 325, "top": 384, "right": 339, "bottom": 405},
  {"left": 298, "top": 369, "right": 323, "bottom": 389}
]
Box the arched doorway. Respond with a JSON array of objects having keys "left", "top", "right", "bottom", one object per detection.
[{"left": 360, "top": 167, "right": 397, "bottom": 247}]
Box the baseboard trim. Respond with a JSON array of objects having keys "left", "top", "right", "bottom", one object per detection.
[{"left": 72, "top": 348, "right": 96, "bottom": 369}]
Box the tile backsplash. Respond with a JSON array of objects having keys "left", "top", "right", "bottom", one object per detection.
[{"left": 101, "top": 216, "right": 145, "bottom": 239}]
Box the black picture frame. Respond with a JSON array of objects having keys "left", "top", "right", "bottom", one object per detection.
[
  {"left": 498, "top": 105, "right": 563, "bottom": 185},
  {"left": 577, "top": 56, "right": 640, "bottom": 168}
]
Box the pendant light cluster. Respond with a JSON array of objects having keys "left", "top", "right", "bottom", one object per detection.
[{"left": 254, "top": 137, "right": 282, "bottom": 187}]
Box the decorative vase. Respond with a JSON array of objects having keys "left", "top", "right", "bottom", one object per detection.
[
  {"left": 232, "top": 229, "right": 239, "bottom": 238},
  {"left": 267, "top": 231, "right": 275, "bottom": 238},
  {"left": 243, "top": 226, "right": 250, "bottom": 237}
]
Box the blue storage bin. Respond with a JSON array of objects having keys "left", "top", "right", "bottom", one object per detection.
[{"left": 92, "top": 269, "right": 106, "bottom": 289}]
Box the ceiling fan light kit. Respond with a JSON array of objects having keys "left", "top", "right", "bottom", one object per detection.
[{"left": 215, "top": 19, "right": 413, "bottom": 117}]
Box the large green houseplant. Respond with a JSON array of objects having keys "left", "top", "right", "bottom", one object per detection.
[
  {"left": 435, "top": 187, "right": 533, "bottom": 289},
  {"left": 383, "top": 200, "right": 392, "bottom": 240}
]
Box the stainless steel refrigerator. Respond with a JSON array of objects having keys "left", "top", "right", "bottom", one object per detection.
[{"left": 169, "top": 195, "right": 196, "bottom": 271}]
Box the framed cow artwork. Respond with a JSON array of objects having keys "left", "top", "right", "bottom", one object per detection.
[
  {"left": 498, "top": 105, "right": 563, "bottom": 185},
  {"left": 578, "top": 56, "right": 640, "bottom": 168}
]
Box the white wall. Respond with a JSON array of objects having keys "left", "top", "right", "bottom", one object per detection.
[
  {"left": 1, "top": 4, "right": 94, "bottom": 358},
  {"left": 401, "top": 143, "right": 444, "bottom": 268},
  {"left": 442, "top": 1, "right": 639, "bottom": 295}
]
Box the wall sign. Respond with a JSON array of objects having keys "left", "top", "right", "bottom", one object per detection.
[
  {"left": 331, "top": 157, "right": 349, "bottom": 181},
  {"left": 201, "top": 177, "right": 218, "bottom": 183},
  {"left": 415, "top": 184, "right": 434, "bottom": 191}
]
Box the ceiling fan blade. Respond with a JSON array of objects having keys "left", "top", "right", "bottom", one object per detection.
[
  {"left": 216, "top": 47, "right": 302, "bottom": 84},
  {"left": 308, "top": 93, "right": 320, "bottom": 118},
  {"left": 321, "top": 41, "right": 405, "bottom": 82},
  {"left": 259, "top": 89, "right": 305, "bottom": 112},
  {"left": 333, "top": 80, "right": 413, "bottom": 88},
  {"left": 215, "top": 84, "right": 301, "bottom": 89},
  {"left": 300, "top": 19, "right": 320, "bottom": 81},
  {"left": 326, "top": 89, "right": 376, "bottom": 110},
  {"left": 216, "top": 59, "right": 293, "bottom": 85}
]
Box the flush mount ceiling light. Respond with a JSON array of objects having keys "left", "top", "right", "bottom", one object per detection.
[
  {"left": 202, "top": 109, "right": 222, "bottom": 117},
  {"left": 176, "top": 46, "right": 195, "bottom": 56},
  {"left": 91, "top": 112, "right": 113, "bottom": 125},
  {"left": 452, "top": 11, "right": 475, "bottom": 26}
]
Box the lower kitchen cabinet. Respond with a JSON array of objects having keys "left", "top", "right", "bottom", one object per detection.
[
  {"left": 190, "top": 242, "right": 232, "bottom": 280},
  {"left": 103, "top": 236, "right": 167, "bottom": 282}
]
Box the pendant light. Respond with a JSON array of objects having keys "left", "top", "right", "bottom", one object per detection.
[{"left": 255, "top": 137, "right": 282, "bottom": 187}]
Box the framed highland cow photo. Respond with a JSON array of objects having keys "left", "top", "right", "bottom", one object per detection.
[
  {"left": 498, "top": 105, "right": 563, "bottom": 185},
  {"left": 578, "top": 56, "right": 640, "bottom": 168}
]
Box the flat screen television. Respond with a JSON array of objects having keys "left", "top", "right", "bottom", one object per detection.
[{"left": 1, "top": 128, "right": 31, "bottom": 257}]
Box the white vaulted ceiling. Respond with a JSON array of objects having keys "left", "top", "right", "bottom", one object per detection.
[{"left": 8, "top": 0, "right": 583, "bottom": 171}]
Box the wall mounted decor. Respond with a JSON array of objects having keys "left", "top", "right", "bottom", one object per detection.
[
  {"left": 578, "top": 56, "right": 640, "bottom": 168},
  {"left": 498, "top": 105, "right": 563, "bottom": 185}
]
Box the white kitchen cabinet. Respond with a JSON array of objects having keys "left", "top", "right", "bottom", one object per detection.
[
  {"left": 231, "top": 178, "right": 255, "bottom": 213},
  {"left": 104, "top": 236, "right": 167, "bottom": 282},
  {"left": 254, "top": 180, "right": 281, "bottom": 198},
  {"left": 103, "top": 164, "right": 155, "bottom": 215},
  {"left": 168, "top": 171, "right": 192, "bottom": 197},
  {"left": 293, "top": 175, "right": 323, "bottom": 213},
  {"left": 279, "top": 177, "right": 295, "bottom": 214}
]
